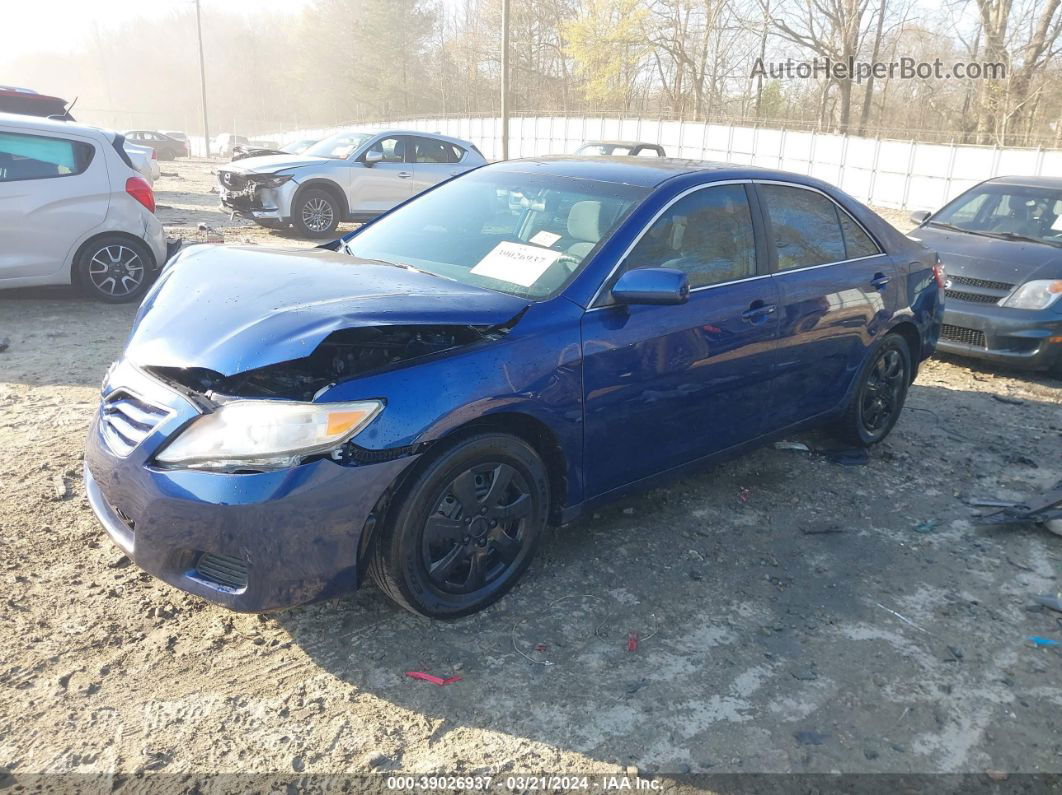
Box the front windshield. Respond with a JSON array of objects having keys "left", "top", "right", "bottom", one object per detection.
[
  {"left": 344, "top": 170, "right": 647, "bottom": 299},
  {"left": 283, "top": 138, "right": 316, "bottom": 154},
  {"left": 303, "top": 131, "right": 373, "bottom": 160},
  {"left": 932, "top": 184, "right": 1062, "bottom": 246}
]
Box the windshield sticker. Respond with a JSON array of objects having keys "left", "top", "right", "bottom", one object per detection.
[
  {"left": 530, "top": 230, "right": 562, "bottom": 247},
  {"left": 470, "top": 241, "right": 565, "bottom": 287},
  {"left": 1052, "top": 215, "right": 1062, "bottom": 232}
]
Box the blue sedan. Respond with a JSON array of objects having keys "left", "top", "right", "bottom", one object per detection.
[{"left": 84, "top": 157, "right": 943, "bottom": 617}]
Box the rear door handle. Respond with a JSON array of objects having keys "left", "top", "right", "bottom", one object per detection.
[
  {"left": 741, "top": 302, "right": 777, "bottom": 321},
  {"left": 397, "top": 171, "right": 412, "bottom": 179},
  {"left": 871, "top": 272, "right": 891, "bottom": 290}
]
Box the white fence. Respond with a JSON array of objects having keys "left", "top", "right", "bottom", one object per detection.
[{"left": 254, "top": 115, "right": 1062, "bottom": 212}]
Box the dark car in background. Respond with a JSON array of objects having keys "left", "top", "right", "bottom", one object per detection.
[
  {"left": 124, "top": 130, "right": 188, "bottom": 160},
  {"left": 85, "top": 158, "right": 942, "bottom": 617},
  {"left": 232, "top": 137, "right": 320, "bottom": 161},
  {"left": 0, "top": 86, "right": 73, "bottom": 120},
  {"left": 909, "top": 176, "right": 1062, "bottom": 375}
]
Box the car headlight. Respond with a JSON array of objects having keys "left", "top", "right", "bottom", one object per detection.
[
  {"left": 155, "top": 399, "right": 382, "bottom": 471},
  {"left": 248, "top": 174, "right": 293, "bottom": 188},
  {"left": 999, "top": 280, "right": 1062, "bottom": 310}
]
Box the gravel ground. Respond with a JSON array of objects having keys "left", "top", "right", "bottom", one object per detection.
[{"left": 1, "top": 159, "right": 1061, "bottom": 788}]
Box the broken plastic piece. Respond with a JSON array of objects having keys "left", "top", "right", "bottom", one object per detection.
[
  {"left": 975, "top": 480, "right": 1062, "bottom": 527},
  {"left": 1028, "top": 636, "right": 1060, "bottom": 648},
  {"left": 627, "top": 631, "right": 639, "bottom": 652},
  {"left": 774, "top": 441, "right": 811, "bottom": 452},
  {"left": 1033, "top": 594, "right": 1062, "bottom": 613},
  {"left": 405, "top": 671, "right": 462, "bottom": 686}
]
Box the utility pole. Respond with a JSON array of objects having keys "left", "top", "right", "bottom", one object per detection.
[
  {"left": 194, "top": 0, "right": 211, "bottom": 157},
  {"left": 500, "top": 0, "right": 510, "bottom": 160}
]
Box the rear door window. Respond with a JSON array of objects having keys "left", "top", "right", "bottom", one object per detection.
[
  {"left": 0, "top": 131, "right": 94, "bottom": 182},
  {"left": 760, "top": 184, "right": 846, "bottom": 270}
]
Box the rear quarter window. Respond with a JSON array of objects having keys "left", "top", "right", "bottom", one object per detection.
[{"left": 0, "top": 131, "right": 94, "bottom": 182}]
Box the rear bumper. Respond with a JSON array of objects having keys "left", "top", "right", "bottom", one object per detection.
[
  {"left": 83, "top": 361, "right": 418, "bottom": 612},
  {"left": 938, "top": 301, "right": 1062, "bottom": 371}
]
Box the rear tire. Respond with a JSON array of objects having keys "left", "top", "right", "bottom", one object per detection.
[
  {"left": 831, "top": 333, "right": 912, "bottom": 446},
  {"left": 291, "top": 187, "right": 340, "bottom": 238},
  {"left": 368, "top": 433, "right": 549, "bottom": 618},
  {"left": 74, "top": 236, "right": 155, "bottom": 304}
]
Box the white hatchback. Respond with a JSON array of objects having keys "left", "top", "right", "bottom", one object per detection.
[{"left": 0, "top": 113, "right": 174, "bottom": 302}]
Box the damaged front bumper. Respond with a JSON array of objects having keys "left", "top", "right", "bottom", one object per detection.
[
  {"left": 217, "top": 174, "right": 295, "bottom": 222},
  {"left": 83, "top": 360, "right": 419, "bottom": 612}
]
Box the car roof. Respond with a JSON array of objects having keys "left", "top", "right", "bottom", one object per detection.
[
  {"left": 0, "top": 111, "right": 112, "bottom": 140},
  {"left": 487, "top": 155, "right": 776, "bottom": 188},
  {"left": 327, "top": 128, "right": 476, "bottom": 148},
  {"left": 985, "top": 175, "right": 1062, "bottom": 189}
]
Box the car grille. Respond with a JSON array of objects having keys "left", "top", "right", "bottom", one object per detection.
[
  {"left": 944, "top": 289, "right": 999, "bottom": 304},
  {"left": 100, "top": 391, "right": 170, "bottom": 457},
  {"left": 943, "top": 274, "right": 1014, "bottom": 305},
  {"left": 948, "top": 275, "right": 1014, "bottom": 292},
  {"left": 218, "top": 170, "right": 248, "bottom": 191},
  {"left": 195, "top": 553, "right": 249, "bottom": 590},
  {"left": 940, "top": 324, "right": 986, "bottom": 348}
]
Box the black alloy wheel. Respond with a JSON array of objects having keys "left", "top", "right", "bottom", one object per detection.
[
  {"left": 368, "top": 433, "right": 549, "bottom": 618},
  {"left": 422, "top": 463, "right": 533, "bottom": 594},
  {"left": 833, "top": 332, "right": 912, "bottom": 446}
]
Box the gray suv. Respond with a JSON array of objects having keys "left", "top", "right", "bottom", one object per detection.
[{"left": 217, "top": 129, "right": 487, "bottom": 238}]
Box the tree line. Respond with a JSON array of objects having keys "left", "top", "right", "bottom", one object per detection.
[{"left": 12, "top": 0, "right": 1062, "bottom": 147}]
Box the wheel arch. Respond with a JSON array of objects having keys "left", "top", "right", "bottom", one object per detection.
[
  {"left": 886, "top": 320, "right": 922, "bottom": 382},
  {"left": 292, "top": 178, "right": 349, "bottom": 222}
]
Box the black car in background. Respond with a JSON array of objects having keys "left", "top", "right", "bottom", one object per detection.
[
  {"left": 0, "top": 86, "right": 73, "bottom": 120},
  {"left": 909, "top": 176, "right": 1062, "bottom": 375},
  {"left": 124, "top": 130, "right": 188, "bottom": 160}
]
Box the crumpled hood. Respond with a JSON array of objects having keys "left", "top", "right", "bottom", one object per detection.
[
  {"left": 910, "top": 226, "right": 1062, "bottom": 284},
  {"left": 219, "top": 154, "right": 331, "bottom": 174},
  {"left": 126, "top": 245, "right": 529, "bottom": 376}
]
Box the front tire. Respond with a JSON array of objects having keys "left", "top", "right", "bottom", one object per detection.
[
  {"left": 291, "top": 187, "right": 340, "bottom": 238},
  {"left": 75, "top": 236, "right": 155, "bottom": 303},
  {"left": 368, "top": 433, "right": 550, "bottom": 618},
  {"left": 832, "top": 333, "right": 912, "bottom": 446}
]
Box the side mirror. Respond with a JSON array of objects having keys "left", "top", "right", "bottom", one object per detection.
[
  {"left": 909, "top": 210, "right": 931, "bottom": 225},
  {"left": 363, "top": 150, "right": 383, "bottom": 166},
  {"left": 612, "top": 267, "right": 689, "bottom": 306}
]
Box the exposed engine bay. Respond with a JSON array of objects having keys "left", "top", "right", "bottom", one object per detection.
[{"left": 148, "top": 324, "right": 498, "bottom": 401}]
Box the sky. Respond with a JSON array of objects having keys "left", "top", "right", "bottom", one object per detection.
[{"left": 1, "top": 0, "right": 311, "bottom": 66}]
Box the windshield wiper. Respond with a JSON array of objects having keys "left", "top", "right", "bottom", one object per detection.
[
  {"left": 927, "top": 221, "right": 973, "bottom": 234},
  {"left": 983, "top": 231, "right": 1062, "bottom": 247},
  {"left": 342, "top": 245, "right": 438, "bottom": 276}
]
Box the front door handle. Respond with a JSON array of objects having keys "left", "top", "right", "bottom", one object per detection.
[
  {"left": 397, "top": 171, "right": 412, "bottom": 179},
  {"left": 741, "top": 301, "right": 777, "bottom": 322},
  {"left": 871, "top": 272, "right": 891, "bottom": 290}
]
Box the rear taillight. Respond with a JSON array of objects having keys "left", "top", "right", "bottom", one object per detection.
[
  {"left": 126, "top": 176, "right": 156, "bottom": 213},
  {"left": 151, "top": 149, "right": 158, "bottom": 160},
  {"left": 932, "top": 256, "right": 946, "bottom": 289}
]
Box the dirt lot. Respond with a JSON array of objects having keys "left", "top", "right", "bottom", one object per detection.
[{"left": 1, "top": 159, "right": 1062, "bottom": 788}]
